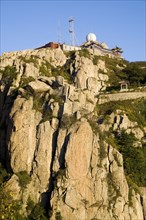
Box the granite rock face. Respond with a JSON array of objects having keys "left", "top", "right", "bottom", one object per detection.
[{"left": 0, "top": 48, "right": 145, "bottom": 220}]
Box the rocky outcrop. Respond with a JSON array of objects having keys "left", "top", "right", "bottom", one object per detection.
[{"left": 0, "top": 47, "right": 145, "bottom": 220}]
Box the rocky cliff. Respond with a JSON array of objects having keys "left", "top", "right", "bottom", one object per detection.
[{"left": 0, "top": 47, "right": 146, "bottom": 220}]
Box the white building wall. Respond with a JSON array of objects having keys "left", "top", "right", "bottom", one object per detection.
[{"left": 62, "top": 44, "right": 81, "bottom": 51}]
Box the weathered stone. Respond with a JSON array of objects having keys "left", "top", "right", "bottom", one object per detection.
[
  {"left": 96, "top": 60, "right": 107, "bottom": 73},
  {"left": 63, "top": 101, "right": 73, "bottom": 115},
  {"left": 50, "top": 102, "right": 60, "bottom": 117},
  {"left": 24, "top": 63, "right": 39, "bottom": 79},
  {"left": 55, "top": 75, "right": 64, "bottom": 86},
  {"left": 87, "top": 77, "right": 102, "bottom": 94},
  {"left": 72, "top": 101, "right": 81, "bottom": 113},
  {"left": 140, "top": 187, "right": 146, "bottom": 219},
  {"left": 28, "top": 80, "right": 51, "bottom": 93},
  {"left": 32, "top": 121, "right": 54, "bottom": 191},
  {"left": 75, "top": 69, "right": 87, "bottom": 89},
  {"left": 66, "top": 121, "right": 93, "bottom": 179},
  {"left": 8, "top": 97, "right": 40, "bottom": 173},
  {"left": 51, "top": 117, "right": 59, "bottom": 130},
  {"left": 98, "top": 73, "right": 108, "bottom": 81}
]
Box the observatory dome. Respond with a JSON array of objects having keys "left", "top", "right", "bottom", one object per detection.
[{"left": 86, "top": 33, "right": 97, "bottom": 42}]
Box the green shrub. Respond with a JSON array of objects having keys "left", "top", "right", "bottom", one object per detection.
[
  {"left": 102, "top": 57, "right": 145, "bottom": 87},
  {"left": 0, "top": 186, "right": 26, "bottom": 219},
  {"left": 115, "top": 130, "right": 137, "bottom": 147},
  {"left": 28, "top": 203, "right": 48, "bottom": 220},
  {"left": 49, "top": 94, "right": 63, "bottom": 105},
  {"left": 33, "top": 93, "right": 46, "bottom": 113},
  {"left": 21, "top": 90, "right": 32, "bottom": 100},
  {"left": 123, "top": 62, "right": 146, "bottom": 86},
  {"left": 0, "top": 65, "right": 18, "bottom": 85},
  {"left": 20, "top": 76, "right": 35, "bottom": 88},
  {"left": 95, "top": 56, "right": 126, "bottom": 86},
  {"left": 96, "top": 100, "right": 146, "bottom": 187},
  {"left": 115, "top": 130, "right": 146, "bottom": 187},
  {"left": 27, "top": 197, "right": 35, "bottom": 213},
  {"left": 98, "top": 68, "right": 106, "bottom": 74},
  {"left": 60, "top": 114, "right": 76, "bottom": 129},
  {"left": 41, "top": 108, "right": 53, "bottom": 122},
  {"left": 55, "top": 211, "right": 62, "bottom": 220},
  {"left": 106, "top": 135, "right": 117, "bottom": 149},
  {"left": 17, "top": 171, "right": 31, "bottom": 189},
  {"left": 93, "top": 55, "right": 100, "bottom": 65},
  {"left": 105, "top": 85, "right": 120, "bottom": 92},
  {"left": 99, "top": 142, "right": 107, "bottom": 160},
  {"left": 0, "top": 163, "right": 8, "bottom": 185},
  {"left": 64, "top": 50, "right": 76, "bottom": 58},
  {"left": 88, "top": 119, "right": 99, "bottom": 134},
  {"left": 126, "top": 176, "right": 140, "bottom": 206},
  {"left": 78, "top": 49, "right": 91, "bottom": 59},
  {"left": 39, "top": 61, "right": 52, "bottom": 77}
]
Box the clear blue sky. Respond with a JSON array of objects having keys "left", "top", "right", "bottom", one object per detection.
[{"left": 0, "top": 0, "right": 146, "bottom": 61}]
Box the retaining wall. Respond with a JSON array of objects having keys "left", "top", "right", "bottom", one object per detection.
[{"left": 98, "top": 92, "right": 146, "bottom": 104}]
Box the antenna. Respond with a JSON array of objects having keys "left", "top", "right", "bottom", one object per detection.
[
  {"left": 58, "top": 18, "right": 61, "bottom": 44},
  {"left": 69, "top": 17, "right": 75, "bottom": 46}
]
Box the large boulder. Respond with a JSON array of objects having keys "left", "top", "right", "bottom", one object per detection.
[{"left": 28, "top": 80, "right": 51, "bottom": 93}]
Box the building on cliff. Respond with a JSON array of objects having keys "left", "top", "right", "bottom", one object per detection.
[
  {"left": 81, "top": 33, "right": 123, "bottom": 58},
  {"left": 36, "top": 32, "right": 123, "bottom": 59}
]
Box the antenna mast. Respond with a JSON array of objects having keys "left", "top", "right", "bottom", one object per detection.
[
  {"left": 69, "top": 17, "right": 75, "bottom": 46},
  {"left": 58, "top": 18, "right": 61, "bottom": 44}
]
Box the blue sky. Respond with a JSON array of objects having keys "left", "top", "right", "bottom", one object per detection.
[{"left": 0, "top": 0, "right": 146, "bottom": 61}]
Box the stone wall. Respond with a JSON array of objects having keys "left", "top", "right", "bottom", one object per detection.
[{"left": 98, "top": 92, "right": 146, "bottom": 104}]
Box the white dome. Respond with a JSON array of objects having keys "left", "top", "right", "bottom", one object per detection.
[{"left": 86, "top": 33, "right": 97, "bottom": 42}]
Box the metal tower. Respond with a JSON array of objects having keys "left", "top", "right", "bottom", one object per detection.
[{"left": 69, "top": 17, "right": 75, "bottom": 46}]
